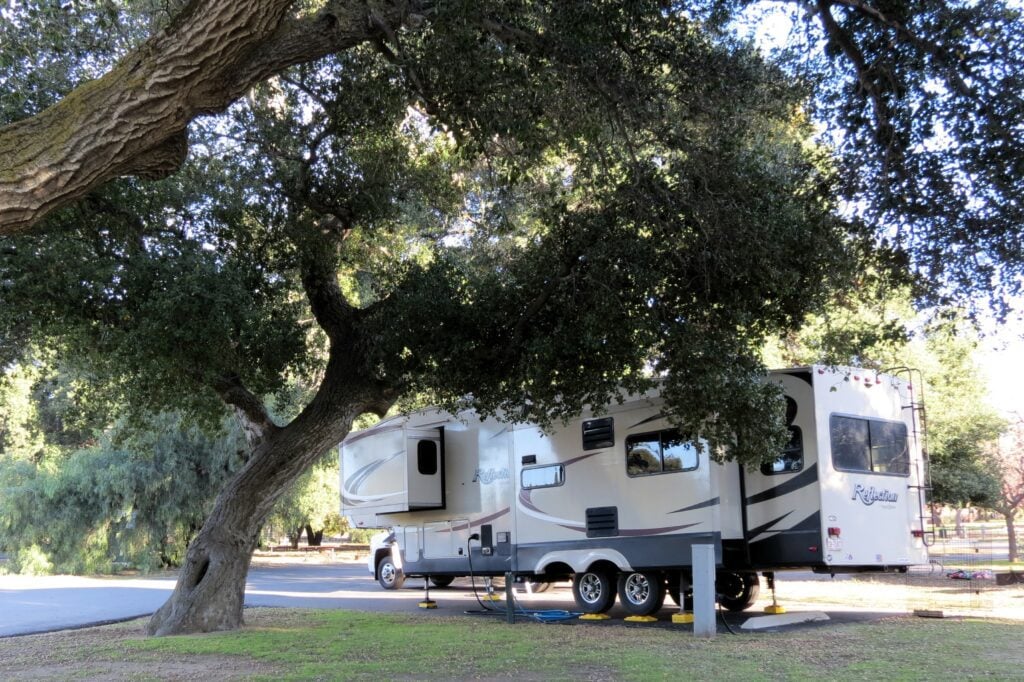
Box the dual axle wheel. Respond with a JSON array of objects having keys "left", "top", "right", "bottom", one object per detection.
[{"left": 571, "top": 568, "right": 760, "bottom": 616}]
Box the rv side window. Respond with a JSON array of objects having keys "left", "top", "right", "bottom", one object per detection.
[
  {"left": 761, "top": 426, "right": 803, "bottom": 475},
  {"left": 522, "top": 464, "right": 565, "bottom": 490},
  {"left": 626, "top": 429, "right": 699, "bottom": 477},
  {"left": 417, "top": 440, "right": 438, "bottom": 475},
  {"left": 830, "top": 416, "right": 909, "bottom": 476}
]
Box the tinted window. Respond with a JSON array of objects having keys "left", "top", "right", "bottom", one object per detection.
[
  {"left": 522, "top": 464, "right": 565, "bottom": 489},
  {"left": 626, "top": 429, "right": 698, "bottom": 477},
  {"left": 830, "top": 416, "right": 909, "bottom": 476},
  {"left": 870, "top": 421, "right": 910, "bottom": 474},
  {"left": 417, "top": 440, "right": 438, "bottom": 475}
]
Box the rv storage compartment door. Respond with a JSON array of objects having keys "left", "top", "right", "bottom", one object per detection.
[{"left": 407, "top": 428, "right": 444, "bottom": 510}]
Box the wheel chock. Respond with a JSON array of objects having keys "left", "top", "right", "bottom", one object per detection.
[
  {"left": 671, "top": 613, "right": 694, "bottom": 624},
  {"left": 578, "top": 613, "right": 611, "bottom": 621},
  {"left": 763, "top": 604, "right": 786, "bottom": 614},
  {"left": 418, "top": 600, "right": 438, "bottom": 609},
  {"left": 624, "top": 615, "right": 659, "bottom": 623}
]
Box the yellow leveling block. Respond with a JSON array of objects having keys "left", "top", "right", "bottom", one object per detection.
[
  {"left": 763, "top": 604, "right": 787, "bottom": 614},
  {"left": 418, "top": 601, "right": 438, "bottom": 609},
  {"left": 671, "top": 613, "right": 694, "bottom": 624},
  {"left": 578, "top": 613, "right": 611, "bottom": 621},
  {"left": 624, "top": 615, "right": 659, "bottom": 623}
]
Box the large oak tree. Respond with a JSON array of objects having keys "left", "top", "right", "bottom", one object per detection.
[{"left": 2, "top": 0, "right": 1023, "bottom": 635}]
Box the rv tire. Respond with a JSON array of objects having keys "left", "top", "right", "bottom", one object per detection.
[
  {"left": 572, "top": 570, "right": 616, "bottom": 613},
  {"left": 429, "top": 576, "right": 455, "bottom": 588},
  {"left": 617, "top": 571, "right": 665, "bottom": 616},
  {"left": 716, "top": 571, "right": 759, "bottom": 612},
  {"left": 377, "top": 556, "right": 405, "bottom": 590}
]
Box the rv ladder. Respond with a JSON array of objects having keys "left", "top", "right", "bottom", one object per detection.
[{"left": 890, "top": 366, "right": 936, "bottom": 548}]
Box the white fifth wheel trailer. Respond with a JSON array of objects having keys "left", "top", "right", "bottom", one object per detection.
[{"left": 341, "top": 366, "right": 930, "bottom": 616}]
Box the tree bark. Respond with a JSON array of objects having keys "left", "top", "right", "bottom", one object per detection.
[
  {"left": 287, "top": 529, "right": 303, "bottom": 550},
  {"left": 1003, "top": 511, "right": 1019, "bottom": 563},
  {"left": 305, "top": 525, "right": 325, "bottom": 547},
  {"left": 0, "top": 0, "right": 418, "bottom": 235}
]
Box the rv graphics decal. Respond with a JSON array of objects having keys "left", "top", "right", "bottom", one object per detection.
[
  {"left": 852, "top": 484, "right": 899, "bottom": 506},
  {"left": 474, "top": 467, "right": 511, "bottom": 484}
]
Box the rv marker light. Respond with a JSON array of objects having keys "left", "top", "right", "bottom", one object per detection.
[{"left": 827, "top": 527, "right": 841, "bottom": 537}]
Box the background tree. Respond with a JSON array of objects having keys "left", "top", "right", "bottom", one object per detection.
[
  {"left": 267, "top": 458, "right": 344, "bottom": 549},
  {"left": 0, "top": 357, "right": 247, "bottom": 573},
  {"left": 989, "top": 419, "right": 1024, "bottom": 562}
]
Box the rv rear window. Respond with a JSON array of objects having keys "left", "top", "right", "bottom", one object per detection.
[
  {"left": 522, "top": 464, "right": 565, "bottom": 490},
  {"left": 626, "top": 429, "right": 699, "bottom": 477},
  {"left": 761, "top": 426, "right": 803, "bottom": 475},
  {"left": 830, "top": 416, "right": 909, "bottom": 476}
]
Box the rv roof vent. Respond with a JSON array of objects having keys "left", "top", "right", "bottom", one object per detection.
[
  {"left": 582, "top": 417, "right": 614, "bottom": 450},
  {"left": 586, "top": 506, "right": 619, "bottom": 538}
]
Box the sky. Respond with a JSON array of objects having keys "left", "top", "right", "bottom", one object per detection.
[{"left": 979, "top": 326, "right": 1024, "bottom": 419}]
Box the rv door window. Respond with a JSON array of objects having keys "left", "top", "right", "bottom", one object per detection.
[
  {"left": 521, "top": 464, "right": 565, "bottom": 490},
  {"left": 626, "top": 429, "right": 698, "bottom": 477},
  {"left": 417, "top": 440, "right": 439, "bottom": 475},
  {"left": 830, "top": 416, "right": 909, "bottom": 476},
  {"left": 761, "top": 426, "right": 804, "bottom": 475}
]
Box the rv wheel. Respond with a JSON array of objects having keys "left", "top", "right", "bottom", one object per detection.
[
  {"left": 617, "top": 571, "right": 666, "bottom": 616},
  {"left": 377, "top": 555, "right": 405, "bottom": 590},
  {"left": 572, "top": 570, "right": 615, "bottom": 613},
  {"left": 430, "top": 576, "right": 455, "bottom": 588},
  {"left": 716, "top": 571, "right": 760, "bottom": 612}
]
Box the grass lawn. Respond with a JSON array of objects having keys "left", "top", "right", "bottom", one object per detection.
[{"left": 1, "top": 608, "right": 1022, "bottom": 680}]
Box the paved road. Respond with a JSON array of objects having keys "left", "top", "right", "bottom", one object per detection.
[{"left": 0, "top": 560, "right": 890, "bottom": 637}]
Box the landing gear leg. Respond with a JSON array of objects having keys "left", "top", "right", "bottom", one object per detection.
[
  {"left": 671, "top": 572, "right": 694, "bottom": 625},
  {"left": 419, "top": 576, "right": 437, "bottom": 609},
  {"left": 763, "top": 571, "right": 785, "bottom": 614}
]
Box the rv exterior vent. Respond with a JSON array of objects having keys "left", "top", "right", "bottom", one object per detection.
[
  {"left": 582, "top": 418, "right": 614, "bottom": 450},
  {"left": 586, "top": 506, "right": 619, "bottom": 538}
]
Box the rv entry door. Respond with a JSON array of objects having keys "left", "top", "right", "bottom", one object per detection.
[{"left": 406, "top": 428, "right": 444, "bottom": 510}]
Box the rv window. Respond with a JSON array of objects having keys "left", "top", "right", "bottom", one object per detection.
[
  {"left": 626, "top": 429, "right": 698, "bottom": 477},
  {"left": 830, "top": 416, "right": 909, "bottom": 476},
  {"left": 522, "top": 464, "right": 565, "bottom": 490},
  {"left": 870, "top": 421, "right": 910, "bottom": 475},
  {"left": 417, "top": 440, "right": 438, "bottom": 476},
  {"left": 761, "top": 426, "right": 803, "bottom": 475}
]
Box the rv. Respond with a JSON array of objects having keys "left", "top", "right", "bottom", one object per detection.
[{"left": 341, "top": 366, "right": 930, "bottom": 616}]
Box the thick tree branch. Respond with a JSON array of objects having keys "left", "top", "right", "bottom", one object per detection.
[
  {"left": 0, "top": 0, "right": 425, "bottom": 235},
  {"left": 209, "top": 373, "right": 279, "bottom": 446},
  {"left": 298, "top": 224, "right": 355, "bottom": 343}
]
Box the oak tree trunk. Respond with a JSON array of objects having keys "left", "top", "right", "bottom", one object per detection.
[
  {"left": 305, "top": 525, "right": 324, "bottom": 547},
  {"left": 147, "top": 364, "right": 391, "bottom": 635}
]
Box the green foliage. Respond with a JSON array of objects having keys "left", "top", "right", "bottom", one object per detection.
[
  {"left": 266, "top": 456, "right": 344, "bottom": 546},
  {"left": 0, "top": 409, "right": 245, "bottom": 573}
]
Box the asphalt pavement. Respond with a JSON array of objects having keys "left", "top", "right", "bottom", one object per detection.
[{"left": 0, "top": 559, "right": 893, "bottom": 637}]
